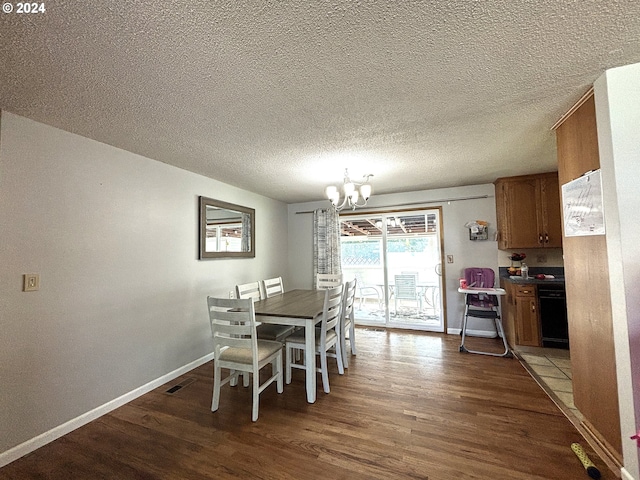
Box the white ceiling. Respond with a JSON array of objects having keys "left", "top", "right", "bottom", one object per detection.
[{"left": 1, "top": 1, "right": 639, "bottom": 204}]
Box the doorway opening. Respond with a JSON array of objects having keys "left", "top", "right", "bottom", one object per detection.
[{"left": 339, "top": 208, "right": 445, "bottom": 332}]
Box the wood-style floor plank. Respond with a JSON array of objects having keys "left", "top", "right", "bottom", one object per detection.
[{"left": 0, "top": 330, "right": 608, "bottom": 479}]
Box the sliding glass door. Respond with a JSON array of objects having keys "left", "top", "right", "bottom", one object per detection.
[{"left": 340, "top": 209, "right": 444, "bottom": 332}]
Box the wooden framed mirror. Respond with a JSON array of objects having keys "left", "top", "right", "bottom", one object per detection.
[{"left": 199, "top": 196, "right": 255, "bottom": 259}]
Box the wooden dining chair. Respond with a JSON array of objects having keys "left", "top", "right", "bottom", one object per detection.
[
  {"left": 207, "top": 297, "right": 283, "bottom": 422},
  {"left": 340, "top": 278, "right": 358, "bottom": 368},
  {"left": 236, "top": 282, "right": 262, "bottom": 301},
  {"left": 316, "top": 273, "right": 343, "bottom": 289},
  {"left": 236, "top": 281, "right": 295, "bottom": 343},
  {"left": 285, "top": 285, "right": 344, "bottom": 393},
  {"left": 262, "top": 277, "right": 284, "bottom": 298}
]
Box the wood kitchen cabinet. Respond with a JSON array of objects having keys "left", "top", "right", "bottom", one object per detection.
[
  {"left": 495, "top": 172, "right": 562, "bottom": 250},
  {"left": 500, "top": 280, "right": 541, "bottom": 347},
  {"left": 500, "top": 279, "right": 517, "bottom": 347},
  {"left": 555, "top": 92, "right": 621, "bottom": 461},
  {"left": 513, "top": 284, "right": 541, "bottom": 347}
]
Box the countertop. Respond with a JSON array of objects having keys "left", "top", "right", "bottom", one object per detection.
[
  {"left": 498, "top": 267, "right": 565, "bottom": 286},
  {"left": 500, "top": 275, "right": 565, "bottom": 286}
]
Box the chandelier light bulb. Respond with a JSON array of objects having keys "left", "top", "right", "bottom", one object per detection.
[
  {"left": 360, "top": 183, "right": 372, "bottom": 200},
  {"left": 324, "top": 168, "right": 374, "bottom": 212},
  {"left": 343, "top": 181, "right": 355, "bottom": 196}
]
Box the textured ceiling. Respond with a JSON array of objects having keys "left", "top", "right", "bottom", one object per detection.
[{"left": 1, "top": 1, "right": 640, "bottom": 204}]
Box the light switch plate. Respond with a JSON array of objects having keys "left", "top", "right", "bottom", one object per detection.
[{"left": 23, "top": 274, "right": 40, "bottom": 292}]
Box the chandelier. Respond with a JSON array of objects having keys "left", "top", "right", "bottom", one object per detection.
[{"left": 325, "top": 169, "right": 373, "bottom": 211}]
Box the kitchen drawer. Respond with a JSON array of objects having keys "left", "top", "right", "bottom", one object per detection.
[{"left": 515, "top": 284, "right": 536, "bottom": 296}]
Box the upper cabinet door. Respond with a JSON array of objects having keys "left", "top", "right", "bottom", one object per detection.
[
  {"left": 540, "top": 174, "right": 562, "bottom": 248},
  {"left": 495, "top": 172, "right": 563, "bottom": 249},
  {"left": 504, "top": 178, "right": 540, "bottom": 249}
]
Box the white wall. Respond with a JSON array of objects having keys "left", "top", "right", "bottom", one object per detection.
[
  {"left": 594, "top": 62, "right": 640, "bottom": 480},
  {"left": 0, "top": 112, "right": 289, "bottom": 460},
  {"left": 287, "top": 184, "right": 498, "bottom": 334}
]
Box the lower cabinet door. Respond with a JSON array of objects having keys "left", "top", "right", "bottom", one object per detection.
[{"left": 515, "top": 296, "right": 541, "bottom": 346}]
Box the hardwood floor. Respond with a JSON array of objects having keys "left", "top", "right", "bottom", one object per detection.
[{"left": 0, "top": 330, "right": 607, "bottom": 479}]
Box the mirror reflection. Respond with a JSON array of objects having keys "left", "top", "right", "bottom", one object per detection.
[{"left": 199, "top": 196, "right": 255, "bottom": 259}]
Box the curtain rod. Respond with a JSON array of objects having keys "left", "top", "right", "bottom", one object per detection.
[{"left": 294, "top": 194, "right": 491, "bottom": 214}]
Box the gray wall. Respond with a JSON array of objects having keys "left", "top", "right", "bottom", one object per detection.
[
  {"left": 595, "top": 62, "right": 640, "bottom": 480},
  {"left": 286, "top": 184, "right": 499, "bottom": 333},
  {"left": 0, "top": 112, "right": 289, "bottom": 457}
]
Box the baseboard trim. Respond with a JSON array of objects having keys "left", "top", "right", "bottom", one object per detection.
[
  {"left": 0, "top": 352, "right": 214, "bottom": 469},
  {"left": 447, "top": 328, "right": 497, "bottom": 338},
  {"left": 621, "top": 467, "right": 636, "bottom": 480}
]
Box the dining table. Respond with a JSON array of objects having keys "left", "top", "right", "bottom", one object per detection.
[{"left": 252, "top": 289, "right": 327, "bottom": 403}]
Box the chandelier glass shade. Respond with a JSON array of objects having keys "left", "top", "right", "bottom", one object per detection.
[{"left": 326, "top": 169, "right": 373, "bottom": 211}]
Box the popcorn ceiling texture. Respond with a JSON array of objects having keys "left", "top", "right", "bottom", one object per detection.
[{"left": 1, "top": 0, "right": 639, "bottom": 203}]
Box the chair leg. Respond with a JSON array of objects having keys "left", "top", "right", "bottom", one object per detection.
[
  {"left": 285, "top": 345, "right": 292, "bottom": 384},
  {"left": 252, "top": 369, "right": 259, "bottom": 422},
  {"left": 335, "top": 339, "right": 344, "bottom": 376},
  {"left": 459, "top": 306, "right": 470, "bottom": 353},
  {"left": 274, "top": 352, "right": 283, "bottom": 393},
  {"left": 349, "top": 321, "right": 357, "bottom": 356},
  {"left": 342, "top": 341, "right": 349, "bottom": 369},
  {"left": 212, "top": 364, "right": 221, "bottom": 412},
  {"left": 341, "top": 325, "right": 349, "bottom": 369},
  {"left": 243, "top": 372, "right": 249, "bottom": 388},
  {"left": 320, "top": 350, "right": 330, "bottom": 393},
  {"left": 229, "top": 369, "right": 237, "bottom": 387}
]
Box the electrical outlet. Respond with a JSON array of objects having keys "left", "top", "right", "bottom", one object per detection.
[
  {"left": 229, "top": 290, "right": 236, "bottom": 299},
  {"left": 23, "top": 273, "right": 40, "bottom": 292},
  {"left": 447, "top": 255, "right": 454, "bottom": 264}
]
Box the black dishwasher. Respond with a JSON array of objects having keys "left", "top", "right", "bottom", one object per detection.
[{"left": 538, "top": 285, "right": 569, "bottom": 349}]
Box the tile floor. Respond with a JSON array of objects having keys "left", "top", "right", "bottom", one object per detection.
[{"left": 516, "top": 347, "right": 583, "bottom": 422}]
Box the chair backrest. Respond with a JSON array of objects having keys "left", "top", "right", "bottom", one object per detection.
[
  {"left": 341, "top": 278, "right": 357, "bottom": 325},
  {"left": 262, "top": 277, "right": 284, "bottom": 298},
  {"left": 353, "top": 272, "right": 366, "bottom": 288},
  {"left": 236, "top": 281, "right": 263, "bottom": 301},
  {"left": 316, "top": 273, "right": 343, "bottom": 289},
  {"left": 463, "top": 268, "right": 498, "bottom": 307},
  {"left": 464, "top": 268, "right": 495, "bottom": 288},
  {"left": 394, "top": 274, "right": 418, "bottom": 299},
  {"left": 319, "top": 285, "right": 343, "bottom": 345},
  {"left": 207, "top": 297, "right": 257, "bottom": 363},
  {"left": 402, "top": 271, "right": 420, "bottom": 281}
]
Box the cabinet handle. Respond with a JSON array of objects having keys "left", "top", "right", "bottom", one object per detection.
[
  {"left": 545, "top": 233, "right": 549, "bottom": 243},
  {"left": 531, "top": 302, "right": 536, "bottom": 313},
  {"left": 539, "top": 234, "right": 543, "bottom": 244}
]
